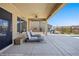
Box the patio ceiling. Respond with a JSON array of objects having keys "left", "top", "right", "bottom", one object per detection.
[{"left": 13, "top": 3, "right": 64, "bottom": 20}]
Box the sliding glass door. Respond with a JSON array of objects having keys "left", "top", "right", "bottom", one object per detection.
[{"left": 0, "top": 8, "right": 12, "bottom": 50}]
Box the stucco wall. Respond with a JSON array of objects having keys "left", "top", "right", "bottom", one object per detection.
[{"left": 0, "top": 3, "right": 27, "bottom": 40}]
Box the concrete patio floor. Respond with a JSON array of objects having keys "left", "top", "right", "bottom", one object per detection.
[{"left": 0, "top": 34, "right": 79, "bottom": 56}]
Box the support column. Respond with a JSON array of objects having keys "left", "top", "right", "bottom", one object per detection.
[
  {"left": 45, "top": 20, "right": 48, "bottom": 35},
  {"left": 27, "top": 19, "right": 30, "bottom": 31}
]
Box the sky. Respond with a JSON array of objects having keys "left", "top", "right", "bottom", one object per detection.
[{"left": 48, "top": 3, "right": 79, "bottom": 26}]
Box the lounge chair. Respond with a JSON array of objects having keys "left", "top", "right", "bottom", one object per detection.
[
  {"left": 30, "top": 30, "right": 41, "bottom": 37},
  {"left": 27, "top": 31, "right": 44, "bottom": 42}
]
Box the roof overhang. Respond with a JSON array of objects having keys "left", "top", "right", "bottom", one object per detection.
[
  {"left": 47, "top": 3, "right": 66, "bottom": 20},
  {"left": 12, "top": 3, "right": 66, "bottom": 20}
]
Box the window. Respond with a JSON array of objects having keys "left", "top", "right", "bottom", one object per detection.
[{"left": 17, "top": 17, "right": 27, "bottom": 33}]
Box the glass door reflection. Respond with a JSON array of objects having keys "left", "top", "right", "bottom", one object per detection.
[{"left": 0, "top": 19, "right": 8, "bottom": 36}]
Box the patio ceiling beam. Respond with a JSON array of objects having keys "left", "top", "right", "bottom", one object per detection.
[
  {"left": 28, "top": 18, "right": 46, "bottom": 21},
  {"left": 47, "top": 3, "right": 66, "bottom": 20}
]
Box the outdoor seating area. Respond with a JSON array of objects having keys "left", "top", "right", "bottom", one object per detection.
[{"left": 26, "top": 31, "right": 44, "bottom": 42}]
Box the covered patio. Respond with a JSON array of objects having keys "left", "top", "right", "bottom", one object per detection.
[
  {"left": 0, "top": 3, "right": 65, "bottom": 52},
  {"left": 0, "top": 3, "right": 79, "bottom": 56}
]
